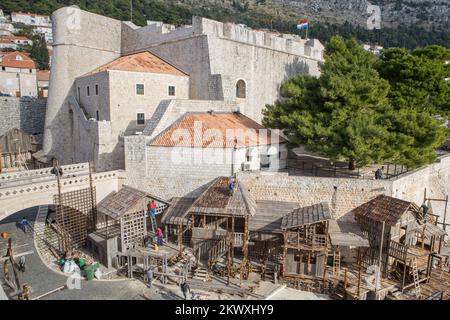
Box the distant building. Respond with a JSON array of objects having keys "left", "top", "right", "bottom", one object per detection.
[
  {"left": 0, "top": 51, "right": 37, "bottom": 97},
  {"left": 11, "top": 12, "right": 51, "bottom": 27},
  {"left": 33, "top": 25, "right": 53, "bottom": 43},
  {"left": 0, "top": 35, "right": 33, "bottom": 50},
  {"left": 37, "top": 70, "right": 50, "bottom": 97},
  {"left": 0, "top": 9, "right": 7, "bottom": 23},
  {"left": 0, "top": 29, "right": 13, "bottom": 36},
  {"left": 363, "top": 44, "right": 383, "bottom": 56}
]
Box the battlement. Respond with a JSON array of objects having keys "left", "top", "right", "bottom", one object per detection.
[{"left": 122, "top": 16, "right": 324, "bottom": 60}]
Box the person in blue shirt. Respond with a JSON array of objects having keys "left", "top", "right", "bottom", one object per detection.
[{"left": 19, "top": 217, "right": 29, "bottom": 233}]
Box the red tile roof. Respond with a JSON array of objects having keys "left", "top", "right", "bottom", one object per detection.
[
  {"left": 37, "top": 70, "right": 50, "bottom": 81},
  {"left": 85, "top": 51, "right": 188, "bottom": 76},
  {"left": 0, "top": 51, "right": 36, "bottom": 69},
  {"left": 150, "top": 112, "right": 286, "bottom": 148},
  {"left": 12, "top": 12, "right": 50, "bottom": 18},
  {"left": 0, "top": 35, "right": 32, "bottom": 43}
]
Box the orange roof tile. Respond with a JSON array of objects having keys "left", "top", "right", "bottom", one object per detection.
[
  {"left": 37, "top": 70, "right": 50, "bottom": 81},
  {"left": 150, "top": 112, "right": 286, "bottom": 148},
  {"left": 0, "top": 51, "right": 36, "bottom": 69},
  {"left": 0, "top": 35, "right": 31, "bottom": 42},
  {"left": 85, "top": 51, "right": 188, "bottom": 77}
]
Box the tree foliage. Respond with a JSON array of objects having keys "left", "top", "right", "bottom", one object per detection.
[
  {"left": 29, "top": 34, "right": 49, "bottom": 70},
  {"left": 263, "top": 36, "right": 449, "bottom": 169}
]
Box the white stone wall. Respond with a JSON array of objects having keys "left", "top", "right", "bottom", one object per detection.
[
  {"left": 43, "top": 7, "right": 122, "bottom": 164},
  {"left": 0, "top": 70, "right": 37, "bottom": 97}
]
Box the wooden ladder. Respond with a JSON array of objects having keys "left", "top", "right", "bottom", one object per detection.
[
  {"left": 333, "top": 250, "right": 341, "bottom": 276},
  {"left": 149, "top": 215, "right": 157, "bottom": 233},
  {"left": 411, "top": 259, "right": 422, "bottom": 299}
]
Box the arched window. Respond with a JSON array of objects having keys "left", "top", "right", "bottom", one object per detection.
[{"left": 236, "top": 79, "right": 246, "bottom": 99}]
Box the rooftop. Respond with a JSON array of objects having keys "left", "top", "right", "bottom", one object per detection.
[
  {"left": 250, "top": 200, "right": 300, "bottom": 233},
  {"left": 150, "top": 112, "right": 286, "bottom": 148},
  {"left": 0, "top": 51, "right": 35, "bottom": 69},
  {"left": 189, "top": 176, "right": 256, "bottom": 217},
  {"left": 85, "top": 51, "right": 188, "bottom": 77},
  {"left": 351, "top": 195, "right": 420, "bottom": 226},
  {"left": 37, "top": 70, "right": 50, "bottom": 81},
  {"left": 281, "top": 202, "right": 332, "bottom": 229},
  {"left": 97, "top": 185, "right": 149, "bottom": 220}
]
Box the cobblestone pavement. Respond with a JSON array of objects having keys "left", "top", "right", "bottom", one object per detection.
[{"left": 0, "top": 206, "right": 161, "bottom": 300}]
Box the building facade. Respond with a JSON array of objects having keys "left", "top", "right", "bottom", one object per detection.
[
  {"left": 11, "top": 12, "right": 51, "bottom": 27},
  {"left": 0, "top": 51, "right": 37, "bottom": 97}
]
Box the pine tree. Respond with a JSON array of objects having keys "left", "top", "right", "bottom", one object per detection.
[
  {"left": 263, "top": 36, "right": 448, "bottom": 170},
  {"left": 29, "top": 34, "right": 49, "bottom": 70}
]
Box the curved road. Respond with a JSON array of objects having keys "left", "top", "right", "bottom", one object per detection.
[{"left": 0, "top": 206, "right": 157, "bottom": 300}]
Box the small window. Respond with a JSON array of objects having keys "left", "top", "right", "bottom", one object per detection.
[
  {"left": 87, "top": 86, "right": 90, "bottom": 96},
  {"left": 77, "top": 87, "right": 80, "bottom": 100},
  {"left": 137, "top": 113, "right": 145, "bottom": 125},
  {"left": 236, "top": 79, "right": 246, "bottom": 98},
  {"left": 2, "top": 66, "right": 5, "bottom": 71},
  {"left": 29, "top": 69, "right": 32, "bottom": 73},
  {"left": 96, "top": 110, "right": 99, "bottom": 121},
  {"left": 168, "top": 86, "right": 176, "bottom": 96},
  {"left": 136, "top": 84, "right": 144, "bottom": 95},
  {"left": 95, "top": 84, "right": 98, "bottom": 95}
]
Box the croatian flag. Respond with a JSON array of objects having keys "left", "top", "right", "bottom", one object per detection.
[{"left": 297, "top": 20, "right": 309, "bottom": 30}]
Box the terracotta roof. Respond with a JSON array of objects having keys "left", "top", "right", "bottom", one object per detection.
[
  {"left": 12, "top": 12, "right": 50, "bottom": 18},
  {"left": 352, "top": 195, "right": 420, "bottom": 226},
  {"left": 0, "top": 51, "right": 35, "bottom": 69},
  {"left": 85, "top": 51, "right": 188, "bottom": 76},
  {"left": 190, "top": 176, "right": 256, "bottom": 217},
  {"left": 0, "top": 35, "right": 31, "bottom": 43},
  {"left": 150, "top": 112, "right": 286, "bottom": 148},
  {"left": 37, "top": 70, "right": 50, "bottom": 81},
  {"left": 281, "top": 202, "right": 332, "bottom": 229}
]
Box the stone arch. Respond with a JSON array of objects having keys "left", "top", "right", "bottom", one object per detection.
[{"left": 236, "top": 79, "right": 246, "bottom": 99}]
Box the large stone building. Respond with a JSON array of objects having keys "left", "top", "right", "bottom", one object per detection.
[{"left": 40, "top": 7, "right": 324, "bottom": 169}]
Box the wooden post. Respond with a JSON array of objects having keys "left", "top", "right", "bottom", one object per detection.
[
  {"left": 443, "top": 195, "right": 448, "bottom": 232},
  {"left": 344, "top": 268, "right": 348, "bottom": 289},
  {"left": 376, "top": 221, "right": 385, "bottom": 293},
  {"left": 357, "top": 264, "right": 362, "bottom": 299}
]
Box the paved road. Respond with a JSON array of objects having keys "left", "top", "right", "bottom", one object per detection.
[{"left": 0, "top": 206, "right": 156, "bottom": 300}]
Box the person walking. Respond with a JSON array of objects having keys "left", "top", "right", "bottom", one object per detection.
[
  {"left": 19, "top": 217, "right": 29, "bottom": 233},
  {"left": 180, "top": 281, "right": 190, "bottom": 300},
  {"left": 229, "top": 178, "right": 236, "bottom": 196},
  {"left": 375, "top": 166, "right": 384, "bottom": 180}
]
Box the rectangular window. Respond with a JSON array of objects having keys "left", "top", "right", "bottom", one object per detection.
[
  {"left": 137, "top": 113, "right": 145, "bottom": 125},
  {"left": 77, "top": 87, "right": 80, "bottom": 100},
  {"left": 96, "top": 110, "right": 99, "bottom": 121},
  {"left": 87, "top": 86, "right": 90, "bottom": 96},
  {"left": 2, "top": 67, "right": 5, "bottom": 71},
  {"left": 168, "top": 86, "right": 176, "bottom": 96},
  {"left": 136, "top": 84, "right": 144, "bottom": 95},
  {"left": 95, "top": 84, "right": 99, "bottom": 95}
]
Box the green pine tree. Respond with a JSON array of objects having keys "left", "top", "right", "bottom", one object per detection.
[{"left": 29, "top": 34, "right": 49, "bottom": 70}]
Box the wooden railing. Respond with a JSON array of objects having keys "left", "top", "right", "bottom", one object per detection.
[
  {"left": 208, "top": 236, "right": 228, "bottom": 268},
  {"left": 286, "top": 231, "right": 327, "bottom": 249},
  {"left": 388, "top": 240, "right": 408, "bottom": 262}
]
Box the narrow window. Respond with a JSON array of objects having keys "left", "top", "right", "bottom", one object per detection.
[
  {"left": 236, "top": 80, "right": 246, "bottom": 98},
  {"left": 87, "top": 86, "right": 90, "bottom": 96},
  {"left": 168, "top": 85, "right": 176, "bottom": 96},
  {"left": 95, "top": 84, "right": 99, "bottom": 95},
  {"left": 136, "top": 84, "right": 144, "bottom": 95},
  {"left": 137, "top": 113, "right": 145, "bottom": 125},
  {"left": 77, "top": 87, "right": 80, "bottom": 100},
  {"left": 96, "top": 110, "right": 99, "bottom": 121}
]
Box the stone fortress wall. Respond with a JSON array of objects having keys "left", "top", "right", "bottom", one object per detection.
[
  {"left": 43, "top": 7, "right": 324, "bottom": 165},
  {"left": 0, "top": 97, "right": 47, "bottom": 136}
]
